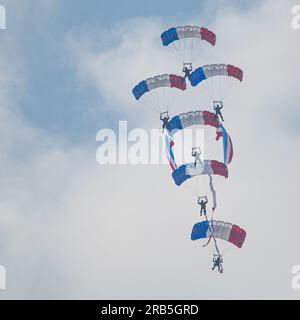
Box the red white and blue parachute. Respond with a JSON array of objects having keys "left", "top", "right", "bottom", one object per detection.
[
  {"left": 161, "top": 26, "right": 216, "bottom": 65},
  {"left": 166, "top": 110, "right": 233, "bottom": 166},
  {"left": 166, "top": 110, "right": 220, "bottom": 135},
  {"left": 161, "top": 26, "right": 216, "bottom": 46},
  {"left": 132, "top": 74, "right": 186, "bottom": 100},
  {"left": 172, "top": 160, "right": 228, "bottom": 186},
  {"left": 190, "top": 64, "right": 243, "bottom": 87},
  {"left": 191, "top": 220, "right": 246, "bottom": 248}
]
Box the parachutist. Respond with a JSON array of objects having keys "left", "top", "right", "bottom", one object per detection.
[
  {"left": 183, "top": 64, "right": 193, "bottom": 81},
  {"left": 198, "top": 196, "right": 208, "bottom": 216},
  {"left": 212, "top": 254, "right": 223, "bottom": 273},
  {"left": 160, "top": 112, "right": 170, "bottom": 132},
  {"left": 192, "top": 147, "right": 202, "bottom": 167},
  {"left": 213, "top": 101, "right": 224, "bottom": 122}
]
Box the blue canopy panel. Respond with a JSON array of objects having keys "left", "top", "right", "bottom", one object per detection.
[
  {"left": 166, "top": 115, "right": 183, "bottom": 135},
  {"left": 190, "top": 67, "right": 207, "bottom": 87},
  {"left": 172, "top": 164, "right": 191, "bottom": 186},
  {"left": 191, "top": 221, "right": 209, "bottom": 240},
  {"left": 161, "top": 27, "right": 179, "bottom": 46},
  {"left": 132, "top": 80, "right": 149, "bottom": 100}
]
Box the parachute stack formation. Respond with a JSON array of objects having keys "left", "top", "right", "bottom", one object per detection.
[{"left": 132, "top": 25, "right": 246, "bottom": 273}]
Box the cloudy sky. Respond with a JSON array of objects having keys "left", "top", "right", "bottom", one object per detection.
[{"left": 0, "top": 0, "right": 299, "bottom": 299}]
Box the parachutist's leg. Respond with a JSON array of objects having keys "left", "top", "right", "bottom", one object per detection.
[{"left": 217, "top": 112, "right": 224, "bottom": 121}]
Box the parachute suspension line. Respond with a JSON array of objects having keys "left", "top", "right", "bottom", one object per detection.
[
  {"left": 201, "top": 174, "right": 220, "bottom": 256},
  {"left": 181, "top": 38, "right": 185, "bottom": 62},
  {"left": 221, "top": 75, "right": 228, "bottom": 101},
  {"left": 160, "top": 87, "right": 168, "bottom": 112},
  {"left": 190, "top": 38, "right": 194, "bottom": 65},
  {"left": 212, "top": 75, "right": 219, "bottom": 101},
  {"left": 191, "top": 44, "right": 200, "bottom": 64},
  {"left": 216, "top": 75, "right": 221, "bottom": 101},
  {"left": 190, "top": 38, "right": 195, "bottom": 63},
  {"left": 183, "top": 37, "right": 186, "bottom": 63},
  {"left": 168, "top": 89, "right": 177, "bottom": 112},
  {"left": 172, "top": 44, "right": 178, "bottom": 62},
  {"left": 205, "top": 76, "right": 216, "bottom": 103},
  {"left": 213, "top": 75, "right": 240, "bottom": 102},
  {"left": 171, "top": 42, "right": 183, "bottom": 66},
  {"left": 202, "top": 212, "right": 221, "bottom": 256},
  {"left": 145, "top": 91, "right": 156, "bottom": 110},
  {"left": 219, "top": 75, "right": 228, "bottom": 101},
  {"left": 175, "top": 39, "right": 183, "bottom": 62},
  {"left": 151, "top": 90, "right": 162, "bottom": 113},
  {"left": 191, "top": 41, "right": 205, "bottom": 64},
  {"left": 143, "top": 94, "right": 161, "bottom": 114},
  {"left": 184, "top": 37, "right": 188, "bottom": 64},
  {"left": 212, "top": 231, "right": 221, "bottom": 256},
  {"left": 196, "top": 175, "right": 200, "bottom": 200},
  {"left": 221, "top": 78, "right": 240, "bottom": 102},
  {"left": 152, "top": 86, "right": 160, "bottom": 109},
  {"left": 166, "top": 88, "right": 173, "bottom": 112},
  {"left": 146, "top": 91, "right": 156, "bottom": 107}
]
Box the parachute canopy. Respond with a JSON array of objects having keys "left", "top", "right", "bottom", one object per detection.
[
  {"left": 166, "top": 110, "right": 219, "bottom": 135},
  {"left": 161, "top": 26, "right": 216, "bottom": 47},
  {"left": 191, "top": 220, "right": 246, "bottom": 248},
  {"left": 172, "top": 160, "right": 228, "bottom": 186},
  {"left": 161, "top": 26, "right": 216, "bottom": 65},
  {"left": 190, "top": 64, "right": 243, "bottom": 87},
  {"left": 166, "top": 110, "right": 233, "bottom": 165},
  {"left": 132, "top": 74, "right": 186, "bottom": 100}
]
